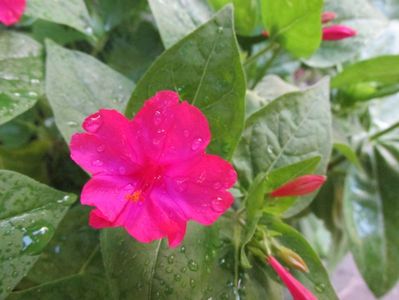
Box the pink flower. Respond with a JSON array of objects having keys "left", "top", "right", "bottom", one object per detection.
[
  {"left": 321, "top": 11, "right": 337, "bottom": 24},
  {"left": 270, "top": 175, "right": 326, "bottom": 198},
  {"left": 0, "top": 0, "right": 26, "bottom": 26},
  {"left": 70, "top": 91, "right": 237, "bottom": 247},
  {"left": 268, "top": 256, "right": 317, "bottom": 300},
  {"left": 322, "top": 25, "right": 357, "bottom": 41}
]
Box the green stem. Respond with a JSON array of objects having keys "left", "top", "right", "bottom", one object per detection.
[
  {"left": 244, "top": 42, "right": 277, "bottom": 66},
  {"left": 251, "top": 46, "right": 282, "bottom": 88},
  {"left": 370, "top": 121, "right": 399, "bottom": 141}
]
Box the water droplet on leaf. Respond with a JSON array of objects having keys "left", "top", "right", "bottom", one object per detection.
[
  {"left": 188, "top": 259, "right": 199, "bottom": 271},
  {"left": 21, "top": 223, "right": 54, "bottom": 255}
]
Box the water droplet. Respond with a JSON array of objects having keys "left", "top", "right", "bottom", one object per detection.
[
  {"left": 174, "top": 274, "right": 181, "bottom": 281},
  {"left": 188, "top": 259, "right": 199, "bottom": 271},
  {"left": 315, "top": 283, "right": 326, "bottom": 293},
  {"left": 157, "top": 128, "right": 165, "bottom": 135},
  {"left": 267, "top": 145, "right": 273, "bottom": 155},
  {"left": 175, "top": 179, "right": 187, "bottom": 192},
  {"left": 183, "top": 130, "right": 190, "bottom": 137},
  {"left": 11, "top": 271, "right": 18, "bottom": 278},
  {"left": 85, "top": 26, "right": 94, "bottom": 35},
  {"left": 13, "top": 92, "right": 21, "bottom": 97},
  {"left": 168, "top": 254, "right": 175, "bottom": 264},
  {"left": 191, "top": 137, "right": 203, "bottom": 151},
  {"left": 219, "top": 258, "right": 226, "bottom": 266},
  {"left": 118, "top": 166, "right": 126, "bottom": 175},
  {"left": 84, "top": 113, "right": 102, "bottom": 133},
  {"left": 21, "top": 223, "right": 54, "bottom": 255},
  {"left": 190, "top": 278, "right": 196, "bottom": 288},
  {"left": 57, "top": 195, "right": 74, "bottom": 206},
  {"left": 153, "top": 110, "right": 162, "bottom": 125},
  {"left": 27, "top": 91, "right": 38, "bottom": 98},
  {"left": 179, "top": 246, "right": 186, "bottom": 253},
  {"left": 92, "top": 160, "right": 103, "bottom": 167},
  {"left": 213, "top": 182, "right": 222, "bottom": 190},
  {"left": 30, "top": 78, "right": 40, "bottom": 84},
  {"left": 165, "top": 266, "right": 173, "bottom": 273},
  {"left": 67, "top": 121, "right": 78, "bottom": 127},
  {"left": 96, "top": 145, "right": 105, "bottom": 152},
  {"left": 181, "top": 267, "right": 187, "bottom": 273},
  {"left": 211, "top": 197, "right": 225, "bottom": 212},
  {"left": 217, "top": 26, "right": 224, "bottom": 33},
  {"left": 196, "top": 172, "right": 206, "bottom": 183}
]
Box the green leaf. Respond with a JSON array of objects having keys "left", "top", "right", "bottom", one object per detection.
[
  {"left": 8, "top": 206, "right": 110, "bottom": 300},
  {"left": 260, "top": 216, "right": 339, "bottom": 300},
  {"left": 32, "top": 20, "right": 87, "bottom": 45},
  {"left": 246, "top": 75, "right": 298, "bottom": 118},
  {"left": 304, "top": 0, "right": 387, "bottom": 68},
  {"left": 208, "top": 0, "right": 259, "bottom": 35},
  {"left": 333, "top": 143, "right": 362, "bottom": 169},
  {"left": 234, "top": 78, "right": 332, "bottom": 216},
  {"left": 148, "top": 0, "right": 212, "bottom": 48},
  {"left": 101, "top": 222, "right": 238, "bottom": 299},
  {"left": 344, "top": 140, "right": 399, "bottom": 296},
  {"left": 261, "top": 0, "right": 323, "bottom": 57},
  {"left": 45, "top": 40, "right": 134, "bottom": 143},
  {"left": 127, "top": 6, "right": 246, "bottom": 159},
  {"left": 332, "top": 55, "right": 399, "bottom": 88},
  {"left": 25, "top": 0, "right": 94, "bottom": 38},
  {"left": 0, "top": 170, "right": 76, "bottom": 299},
  {"left": 0, "top": 31, "right": 43, "bottom": 126}
]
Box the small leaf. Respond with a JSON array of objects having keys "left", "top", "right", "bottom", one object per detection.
[
  {"left": 261, "top": 0, "right": 323, "bottom": 57},
  {"left": 0, "top": 31, "right": 43, "bottom": 126},
  {"left": 0, "top": 170, "right": 76, "bottom": 299},
  {"left": 25, "top": 0, "right": 93, "bottom": 38},
  {"left": 148, "top": 0, "right": 212, "bottom": 48},
  {"left": 127, "top": 6, "right": 246, "bottom": 159},
  {"left": 333, "top": 143, "right": 362, "bottom": 169},
  {"left": 45, "top": 40, "right": 134, "bottom": 143}
]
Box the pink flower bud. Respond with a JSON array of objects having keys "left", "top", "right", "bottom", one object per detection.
[
  {"left": 261, "top": 31, "right": 270, "bottom": 38},
  {"left": 321, "top": 11, "right": 337, "bottom": 23},
  {"left": 322, "top": 25, "right": 357, "bottom": 41},
  {"left": 0, "top": 0, "right": 26, "bottom": 26},
  {"left": 270, "top": 175, "right": 326, "bottom": 197},
  {"left": 268, "top": 256, "right": 317, "bottom": 300}
]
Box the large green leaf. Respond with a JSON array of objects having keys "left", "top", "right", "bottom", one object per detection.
[
  {"left": 25, "top": 0, "right": 94, "bottom": 38},
  {"left": 261, "top": 0, "right": 323, "bottom": 57},
  {"left": 0, "top": 31, "right": 43, "bottom": 126},
  {"left": 304, "top": 0, "right": 387, "bottom": 68},
  {"left": 8, "top": 206, "right": 110, "bottom": 300},
  {"left": 148, "top": 0, "right": 212, "bottom": 48},
  {"left": 260, "top": 216, "right": 338, "bottom": 300},
  {"left": 45, "top": 40, "right": 134, "bottom": 143},
  {"left": 127, "top": 6, "right": 246, "bottom": 159},
  {"left": 208, "top": 0, "right": 259, "bottom": 35},
  {"left": 332, "top": 55, "right": 399, "bottom": 88},
  {"left": 344, "top": 140, "right": 399, "bottom": 296},
  {"left": 0, "top": 171, "right": 76, "bottom": 299},
  {"left": 234, "top": 79, "right": 332, "bottom": 216}
]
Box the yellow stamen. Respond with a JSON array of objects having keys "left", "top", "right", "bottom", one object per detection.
[{"left": 125, "top": 190, "right": 142, "bottom": 202}]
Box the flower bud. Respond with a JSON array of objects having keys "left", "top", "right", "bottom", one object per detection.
[
  {"left": 267, "top": 256, "right": 317, "bottom": 300},
  {"left": 322, "top": 25, "right": 357, "bottom": 41},
  {"left": 270, "top": 175, "right": 326, "bottom": 197},
  {"left": 261, "top": 31, "right": 270, "bottom": 38},
  {"left": 321, "top": 11, "right": 337, "bottom": 23},
  {"left": 278, "top": 246, "right": 309, "bottom": 273}
]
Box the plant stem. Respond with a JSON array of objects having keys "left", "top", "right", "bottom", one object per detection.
[
  {"left": 251, "top": 46, "right": 282, "bottom": 88},
  {"left": 244, "top": 42, "right": 277, "bottom": 66},
  {"left": 370, "top": 121, "right": 399, "bottom": 141}
]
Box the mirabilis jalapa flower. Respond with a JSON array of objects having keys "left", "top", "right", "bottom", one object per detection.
[
  {"left": 70, "top": 91, "right": 237, "bottom": 247},
  {"left": 0, "top": 0, "right": 26, "bottom": 26}
]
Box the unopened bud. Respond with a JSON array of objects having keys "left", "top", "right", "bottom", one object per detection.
[
  {"left": 321, "top": 11, "right": 337, "bottom": 23},
  {"left": 270, "top": 175, "right": 326, "bottom": 197},
  {"left": 322, "top": 25, "right": 357, "bottom": 41},
  {"left": 278, "top": 247, "right": 309, "bottom": 273},
  {"left": 261, "top": 31, "right": 270, "bottom": 38}
]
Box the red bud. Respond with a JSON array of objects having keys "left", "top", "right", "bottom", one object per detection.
[
  {"left": 267, "top": 256, "right": 317, "bottom": 300},
  {"left": 321, "top": 11, "right": 337, "bottom": 23},
  {"left": 322, "top": 25, "right": 357, "bottom": 41},
  {"left": 270, "top": 175, "right": 326, "bottom": 197},
  {"left": 261, "top": 31, "right": 270, "bottom": 38}
]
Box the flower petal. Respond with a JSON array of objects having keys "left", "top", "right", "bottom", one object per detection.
[
  {"left": 89, "top": 209, "right": 115, "bottom": 229},
  {"left": 0, "top": 0, "right": 26, "bottom": 26},
  {"left": 70, "top": 109, "right": 142, "bottom": 175},
  {"left": 81, "top": 175, "right": 138, "bottom": 222},
  {"left": 164, "top": 153, "right": 236, "bottom": 225},
  {"left": 123, "top": 190, "right": 187, "bottom": 247},
  {"left": 133, "top": 90, "right": 211, "bottom": 164}
]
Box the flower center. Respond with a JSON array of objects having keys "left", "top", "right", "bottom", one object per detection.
[{"left": 124, "top": 164, "right": 164, "bottom": 203}]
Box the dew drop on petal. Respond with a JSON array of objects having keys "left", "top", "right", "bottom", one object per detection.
[
  {"left": 191, "top": 137, "right": 203, "bottom": 151},
  {"left": 85, "top": 113, "right": 103, "bottom": 133},
  {"left": 153, "top": 110, "right": 162, "bottom": 125},
  {"left": 96, "top": 145, "right": 105, "bottom": 152},
  {"left": 92, "top": 160, "right": 103, "bottom": 167},
  {"left": 213, "top": 182, "right": 222, "bottom": 190},
  {"left": 211, "top": 197, "right": 225, "bottom": 212},
  {"left": 175, "top": 179, "right": 187, "bottom": 192},
  {"left": 183, "top": 130, "right": 190, "bottom": 137}
]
